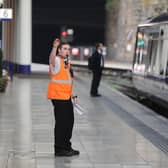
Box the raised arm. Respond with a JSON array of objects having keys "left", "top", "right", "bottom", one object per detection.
[{"left": 49, "top": 38, "right": 60, "bottom": 66}]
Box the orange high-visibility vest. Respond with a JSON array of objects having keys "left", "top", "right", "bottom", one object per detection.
[{"left": 47, "top": 57, "right": 73, "bottom": 100}]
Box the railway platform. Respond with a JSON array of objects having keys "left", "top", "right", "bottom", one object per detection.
[
  {"left": 31, "top": 61, "right": 132, "bottom": 75},
  {"left": 0, "top": 71, "right": 168, "bottom": 168}
]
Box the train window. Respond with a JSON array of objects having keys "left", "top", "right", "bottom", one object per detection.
[
  {"left": 134, "top": 30, "right": 148, "bottom": 72},
  {"left": 149, "top": 39, "right": 168, "bottom": 76},
  {"left": 166, "top": 62, "right": 168, "bottom": 76},
  {"left": 133, "top": 24, "right": 168, "bottom": 77},
  {"left": 134, "top": 25, "right": 161, "bottom": 73},
  {"left": 145, "top": 40, "right": 153, "bottom": 70},
  {"left": 144, "top": 25, "right": 168, "bottom": 76},
  {"left": 160, "top": 24, "right": 168, "bottom": 77},
  {"left": 134, "top": 22, "right": 168, "bottom": 78},
  {"left": 158, "top": 40, "right": 165, "bottom": 75},
  {"left": 149, "top": 40, "right": 158, "bottom": 73}
]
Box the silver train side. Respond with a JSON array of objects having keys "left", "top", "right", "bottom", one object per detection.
[{"left": 132, "top": 13, "right": 168, "bottom": 108}]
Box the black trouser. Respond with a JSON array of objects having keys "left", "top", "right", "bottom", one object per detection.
[
  {"left": 90, "top": 68, "right": 103, "bottom": 95},
  {"left": 51, "top": 99, "right": 74, "bottom": 151}
]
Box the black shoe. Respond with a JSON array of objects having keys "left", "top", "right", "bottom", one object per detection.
[
  {"left": 55, "top": 148, "right": 80, "bottom": 157},
  {"left": 91, "top": 93, "right": 101, "bottom": 97}
]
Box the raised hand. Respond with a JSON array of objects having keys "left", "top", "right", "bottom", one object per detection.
[{"left": 53, "top": 38, "right": 60, "bottom": 48}]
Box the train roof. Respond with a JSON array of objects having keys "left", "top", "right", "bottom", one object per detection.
[
  {"left": 149, "top": 13, "right": 168, "bottom": 23},
  {"left": 138, "top": 13, "right": 168, "bottom": 27}
]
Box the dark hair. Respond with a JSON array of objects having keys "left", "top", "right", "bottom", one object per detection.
[
  {"left": 56, "top": 42, "right": 70, "bottom": 55},
  {"left": 95, "top": 42, "right": 103, "bottom": 49}
]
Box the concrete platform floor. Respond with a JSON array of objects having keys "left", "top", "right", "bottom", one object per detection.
[{"left": 0, "top": 72, "right": 168, "bottom": 168}]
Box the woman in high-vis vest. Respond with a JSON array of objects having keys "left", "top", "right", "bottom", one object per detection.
[{"left": 47, "top": 39, "right": 79, "bottom": 157}]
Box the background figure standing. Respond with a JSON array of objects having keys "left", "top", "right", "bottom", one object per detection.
[
  {"left": 90, "top": 43, "right": 104, "bottom": 97},
  {"left": 47, "top": 38, "right": 79, "bottom": 157}
]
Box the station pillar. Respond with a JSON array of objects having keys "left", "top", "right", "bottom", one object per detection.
[
  {"left": 8, "top": 80, "right": 35, "bottom": 168},
  {"left": 1, "top": 1, "right": 35, "bottom": 167},
  {"left": 15, "top": 0, "right": 32, "bottom": 74}
]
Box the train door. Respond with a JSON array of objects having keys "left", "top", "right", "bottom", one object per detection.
[
  {"left": 144, "top": 39, "right": 160, "bottom": 95},
  {"left": 156, "top": 25, "right": 168, "bottom": 101},
  {"left": 143, "top": 24, "right": 162, "bottom": 98},
  {"left": 163, "top": 61, "right": 168, "bottom": 101},
  {"left": 163, "top": 46, "right": 168, "bottom": 101},
  {"left": 166, "top": 62, "right": 168, "bottom": 79},
  {"left": 136, "top": 25, "right": 159, "bottom": 95},
  {"left": 147, "top": 24, "right": 168, "bottom": 100}
]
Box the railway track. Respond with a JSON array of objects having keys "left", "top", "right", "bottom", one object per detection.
[{"left": 104, "top": 76, "right": 168, "bottom": 119}]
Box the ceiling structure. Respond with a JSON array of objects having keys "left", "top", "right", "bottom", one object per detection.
[{"left": 33, "top": 0, "right": 106, "bottom": 27}]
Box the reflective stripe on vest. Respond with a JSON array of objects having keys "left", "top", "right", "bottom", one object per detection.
[
  {"left": 51, "top": 79, "right": 72, "bottom": 84},
  {"left": 50, "top": 67, "right": 72, "bottom": 84}
]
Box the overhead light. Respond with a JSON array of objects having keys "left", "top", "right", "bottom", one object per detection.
[
  {"left": 67, "top": 29, "right": 74, "bottom": 35},
  {"left": 83, "top": 48, "right": 90, "bottom": 56},
  {"left": 71, "top": 48, "right": 80, "bottom": 56}
]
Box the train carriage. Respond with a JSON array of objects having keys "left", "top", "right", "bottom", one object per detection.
[{"left": 132, "top": 13, "right": 168, "bottom": 107}]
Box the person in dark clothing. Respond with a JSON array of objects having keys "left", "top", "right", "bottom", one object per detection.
[{"left": 90, "top": 43, "right": 104, "bottom": 97}]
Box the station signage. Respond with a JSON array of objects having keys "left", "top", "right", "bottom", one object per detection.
[{"left": 0, "top": 8, "right": 13, "bottom": 20}]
